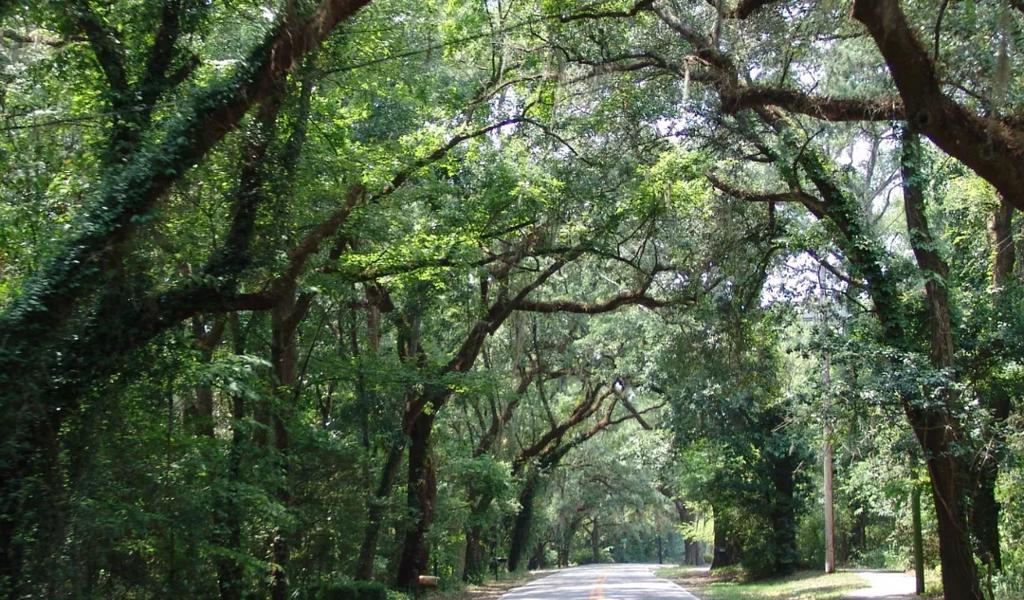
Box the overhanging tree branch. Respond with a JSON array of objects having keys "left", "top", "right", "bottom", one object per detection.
[
  {"left": 71, "top": 1, "right": 129, "bottom": 100},
  {"left": 706, "top": 172, "right": 827, "bottom": 217},
  {"left": 721, "top": 86, "right": 904, "bottom": 121},
  {"left": 851, "top": 0, "right": 1024, "bottom": 210},
  {"left": 0, "top": 0, "right": 373, "bottom": 378},
  {"left": 514, "top": 288, "right": 674, "bottom": 314}
]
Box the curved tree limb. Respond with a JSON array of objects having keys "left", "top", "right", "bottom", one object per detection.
[
  {"left": 0, "top": 0, "right": 373, "bottom": 379},
  {"left": 721, "top": 86, "right": 904, "bottom": 121},
  {"left": 851, "top": 0, "right": 1024, "bottom": 210}
]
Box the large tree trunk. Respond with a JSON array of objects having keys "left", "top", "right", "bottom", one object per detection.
[
  {"left": 215, "top": 383, "right": 247, "bottom": 600},
  {"left": 848, "top": 498, "right": 867, "bottom": 560},
  {"left": 464, "top": 522, "right": 486, "bottom": 581},
  {"left": 265, "top": 293, "right": 310, "bottom": 600},
  {"left": 668, "top": 496, "right": 705, "bottom": 566},
  {"left": 589, "top": 517, "right": 601, "bottom": 564},
  {"left": 353, "top": 288, "right": 404, "bottom": 582},
  {"left": 901, "top": 130, "right": 983, "bottom": 599},
  {"left": 355, "top": 439, "right": 406, "bottom": 580},
  {"left": 969, "top": 196, "right": 1016, "bottom": 572},
  {"left": 189, "top": 313, "right": 246, "bottom": 600},
  {"left": 768, "top": 437, "right": 799, "bottom": 576},
  {"left": 686, "top": 540, "right": 705, "bottom": 566},
  {"left": 918, "top": 440, "right": 980, "bottom": 599},
  {"left": 395, "top": 412, "right": 438, "bottom": 589},
  {"left": 528, "top": 542, "right": 547, "bottom": 570},
  {"left": 0, "top": 414, "right": 67, "bottom": 597},
  {"left": 912, "top": 484, "right": 925, "bottom": 595},
  {"left": 557, "top": 517, "right": 581, "bottom": 568},
  {"left": 507, "top": 472, "right": 540, "bottom": 572},
  {"left": 462, "top": 492, "right": 495, "bottom": 581},
  {"left": 972, "top": 464, "right": 1005, "bottom": 571}
]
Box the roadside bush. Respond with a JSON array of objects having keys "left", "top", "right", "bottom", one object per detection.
[
  {"left": 796, "top": 510, "right": 825, "bottom": 569},
  {"left": 309, "top": 581, "right": 388, "bottom": 600}
]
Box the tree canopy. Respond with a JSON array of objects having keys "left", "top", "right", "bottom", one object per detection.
[{"left": 2, "top": 1, "right": 1024, "bottom": 599}]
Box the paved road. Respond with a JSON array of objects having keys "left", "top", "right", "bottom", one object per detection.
[{"left": 499, "top": 564, "right": 699, "bottom": 600}]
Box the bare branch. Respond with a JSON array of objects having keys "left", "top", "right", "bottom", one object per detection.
[{"left": 706, "top": 172, "right": 826, "bottom": 216}]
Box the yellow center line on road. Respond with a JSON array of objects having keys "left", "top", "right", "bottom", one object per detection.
[{"left": 588, "top": 574, "right": 607, "bottom": 600}]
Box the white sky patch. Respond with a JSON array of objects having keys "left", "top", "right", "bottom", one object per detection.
[
  {"left": 209, "top": 59, "right": 240, "bottom": 70},
  {"left": 837, "top": 136, "right": 873, "bottom": 168},
  {"left": 795, "top": 65, "right": 823, "bottom": 88},
  {"left": 761, "top": 251, "right": 850, "bottom": 308},
  {"left": 652, "top": 116, "right": 686, "bottom": 141}
]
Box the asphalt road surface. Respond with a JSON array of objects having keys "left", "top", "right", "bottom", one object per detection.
[{"left": 498, "top": 564, "right": 699, "bottom": 600}]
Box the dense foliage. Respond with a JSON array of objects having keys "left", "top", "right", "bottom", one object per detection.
[{"left": 2, "top": 1, "right": 1024, "bottom": 599}]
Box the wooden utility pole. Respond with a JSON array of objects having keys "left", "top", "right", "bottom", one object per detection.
[
  {"left": 818, "top": 267, "right": 836, "bottom": 574},
  {"left": 823, "top": 349, "right": 836, "bottom": 574}
]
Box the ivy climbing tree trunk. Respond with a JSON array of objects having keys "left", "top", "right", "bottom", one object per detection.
[
  {"left": 900, "top": 128, "right": 983, "bottom": 600},
  {"left": 970, "top": 195, "right": 1016, "bottom": 572},
  {"left": 709, "top": 118, "right": 984, "bottom": 597},
  {"left": 0, "top": 3, "right": 372, "bottom": 591}
]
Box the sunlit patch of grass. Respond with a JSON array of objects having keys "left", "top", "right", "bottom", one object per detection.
[{"left": 656, "top": 566, "right": 868, "bottom": 600}]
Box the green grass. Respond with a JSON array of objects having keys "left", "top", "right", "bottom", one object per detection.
[
  {"left": 427, "top": 569, "right": 544, "bottom": 600},
  {"left": 656, "top": 566, "right": 869, "bottom": 600}
]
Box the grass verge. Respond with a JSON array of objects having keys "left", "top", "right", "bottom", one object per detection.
[
  {"left": 655, "top": 566, "right": 868, "bottom": 600},
  {"left": 425, "top": 569, "right": 550, "bottom": 600}
]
